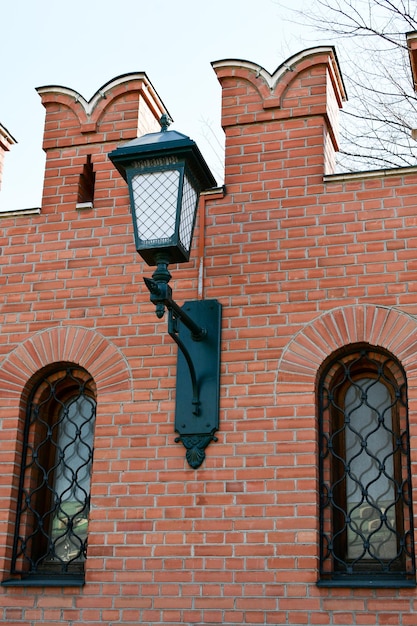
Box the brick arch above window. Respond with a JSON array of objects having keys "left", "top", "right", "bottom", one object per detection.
[
  {"left": 0, "top": 326, "right": 132, "bottom": 400},
  {"left": 279, "top": 305, "right": 417, "bottom": 387}
]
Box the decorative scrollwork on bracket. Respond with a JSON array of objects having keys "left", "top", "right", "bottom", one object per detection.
[{"left": 175, "top": 432, "right": 218, "bottom": 469}]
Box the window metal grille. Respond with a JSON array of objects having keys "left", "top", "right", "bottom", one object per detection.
[
  {"left": 11, "top": 366, "right": 96, "bottom": 580},
  {"left": 318, "top": 347, "right": 415, "bottom": 586}
]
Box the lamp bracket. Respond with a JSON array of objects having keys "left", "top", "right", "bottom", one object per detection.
[
  {"left": 144, "top": 276, "right": 206, "bottom": 340},
  {"left": 172, "top": 299, "right": 222, "bottom": 469},
  {"left": 144, "top": 274, "right": 221, "bottom": 468},
  {"left": 168, "top": 309, "right": 200, "bottom": 416}
]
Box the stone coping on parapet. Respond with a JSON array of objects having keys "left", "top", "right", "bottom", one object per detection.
[
  {"left": 325, "top": 164, "right": 417, "bottom": 183},
  {"left": 0, "top": 123, "right": 17, "bottom": 151},
  {"left": 0, "top": 207, "right": 41, "bottom": 218}
]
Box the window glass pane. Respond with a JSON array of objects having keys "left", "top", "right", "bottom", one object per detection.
[
  {"left": 51, "top": 394, "right": 96, "bottom": 563},
  {"left": 345, "top": 378, "right": 397, "bottom": 560}
]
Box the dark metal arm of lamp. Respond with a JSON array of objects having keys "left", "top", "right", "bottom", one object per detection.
[{"left": 143, "top": 253, "right": 221, "bottom": 469}]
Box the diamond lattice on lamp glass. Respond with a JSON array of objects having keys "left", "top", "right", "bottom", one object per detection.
[
  {"left": 179, "top": 173, "right": 198, "bottom": 251},
  {"left": 132, "top": 170, "right": 180, "bottom": 242}
]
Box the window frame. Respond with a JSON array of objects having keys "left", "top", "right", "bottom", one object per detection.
[
  {"left": 318, "top": 345, "right": 416, "bottom": 588},
  {"left": 3, "top": 364, "right": 96, "bottom": 587}
]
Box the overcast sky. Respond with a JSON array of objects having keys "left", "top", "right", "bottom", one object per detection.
[{"left": 0, "top": 0, "right": 317, "bottom": 211}]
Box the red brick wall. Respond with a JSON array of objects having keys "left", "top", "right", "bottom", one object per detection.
[{"left": 1, "top": 47, "right": 417, "bottom": 625}]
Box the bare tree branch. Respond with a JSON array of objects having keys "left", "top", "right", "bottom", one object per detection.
[{"left": 281, "top": 0, "right": 417, "bottom": 171}]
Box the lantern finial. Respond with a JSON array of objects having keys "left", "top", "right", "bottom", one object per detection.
[{"left": 160, "top": 113, "right": 171, "bottom": 132}]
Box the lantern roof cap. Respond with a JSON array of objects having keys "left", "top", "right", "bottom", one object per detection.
[
  {"left": 116, "top": 128, "right": 193, "bottom": 152},
  {"left": 109, "top": 127, "right": 217, "bottom": 189}
]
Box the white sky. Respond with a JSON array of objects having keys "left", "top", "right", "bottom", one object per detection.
[{"left": 0, "top": 0, "right": 318, "bottom": 211}]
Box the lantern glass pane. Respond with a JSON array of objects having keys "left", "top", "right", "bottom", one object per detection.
[
  {"left": 179, "top": 172, "right": 198, "bottom": 253},
  {"left": 131, "top": 169, "right": 180, "bottom": 242}
]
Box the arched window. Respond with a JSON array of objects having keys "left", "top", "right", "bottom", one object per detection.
[
  {"left": 318, "top": 345, "right": 416, "bottom": 587},
  {"left": 9, "top": 365, "right": 96, "bottom": 585}
]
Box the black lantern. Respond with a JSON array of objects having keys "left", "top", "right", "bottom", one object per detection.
[
  {"left": 109, "top": 114, "right": 216, "bottom": 265},
  {"left": 109, "top": 116, "right": 222, "bottom": 469}
]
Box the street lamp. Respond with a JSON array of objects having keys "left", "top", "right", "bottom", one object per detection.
[{"left": 109, "top": 115, "right": 222, "bottom": 468}]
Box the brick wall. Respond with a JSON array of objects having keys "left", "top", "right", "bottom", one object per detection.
[{"left": 1, "top": 46, "right": 417, "bottom": 625}]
